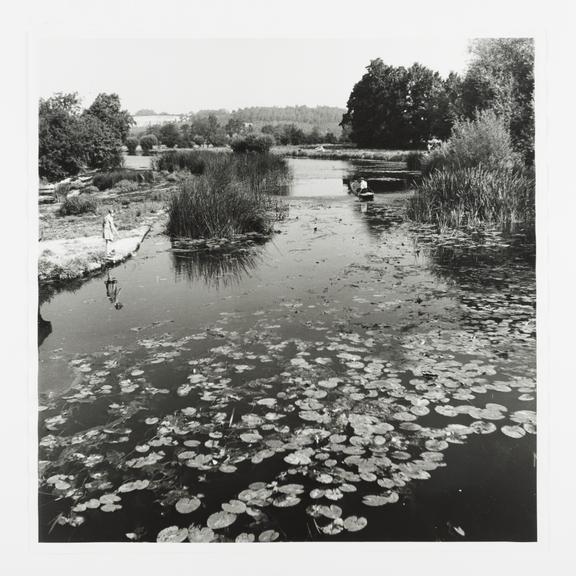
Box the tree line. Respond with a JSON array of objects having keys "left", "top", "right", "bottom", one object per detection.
[
  {"left": 139, "top": 117, "right": 339, "bottom": 149},
  {"left": 341, "top": 39, "right": 534, "bottom": 164}
]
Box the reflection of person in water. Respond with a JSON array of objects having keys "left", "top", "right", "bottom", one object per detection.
[{"left": 105, "top": 272, "right": 123, "bottom": 310}]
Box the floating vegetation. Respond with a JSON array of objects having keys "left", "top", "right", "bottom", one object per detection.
[{"left": 39, "top": 192, "right": 535, "bottom": 542}]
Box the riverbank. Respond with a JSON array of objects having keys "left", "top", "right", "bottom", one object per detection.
[
  {"left": 39, "top": 175, "right": 174, "bottom": 282},
  {"left": 273, "top": 145, "right": 419, "bottom": 162},
  {"left": 38, "top": 217, "right": 165, "bottom": 283}
]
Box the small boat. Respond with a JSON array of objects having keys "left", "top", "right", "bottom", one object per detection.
[{"left": 347, "top": 179, "right": 374, "bottom": 201}]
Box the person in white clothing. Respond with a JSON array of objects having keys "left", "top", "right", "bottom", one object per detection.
[
  {"left": 359, "top": 177, "right": 368, "bottom": 191},
  {"left": 103, "top": 209, "right": 119, "bottom": 256}
]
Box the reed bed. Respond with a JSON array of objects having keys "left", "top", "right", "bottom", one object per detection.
[
  {"left": 165, "top": 152, "right": 289, "bottom": 239},
  {"left": 406, "top": 165, "right": 535, "bottom": 229}
]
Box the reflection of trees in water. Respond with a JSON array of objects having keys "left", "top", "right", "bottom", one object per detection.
[
  {"left": 38, "top": 308, "right": 52, "bottom": 347},
  {"left": 348, "top": 201, "right": 405, "bottom": 240},
  {"left": 419, "top": 228, "right": 535, "bottom": 291},
  {"left": 414, "top": 227, "right": 536, "bottom": 337},
  {"left": 38, "top": 282, "right": 81, "bottom": 348},
  {"left": 171, "top": 245, "right": 264, "bottom": 289}
]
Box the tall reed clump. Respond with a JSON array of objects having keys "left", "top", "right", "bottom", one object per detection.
[
  {"left": 409, "top": 110, "right": 534, "bottom": 228},
  {"left": 406, "top": 165, "right": 534, "bottom": 229},
  {"left": 166, "top": 152, "right": 289, "bottom": 239}
]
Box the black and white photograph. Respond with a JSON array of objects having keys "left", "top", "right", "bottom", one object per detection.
[
  {"left": 36, "top": 34, "right": 538, "bottom": 543},
  {"left": 3, "top": 0, "right": 576, "bottom": 574}
]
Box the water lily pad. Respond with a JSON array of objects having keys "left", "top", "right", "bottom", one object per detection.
[
  {"left": 207, "top": 511, "right": 237, "bottom": 530},
  {"left": 258, "top": 529, "right": 279, "bottom": 542},
  {"left": 222, "top": 500, "right": 246, "bottom": 514},
  {"left": 284, "top": 451, "right": 312, "bottom": 466},
  {"left": 240, "top": 432, "right": 262, "bottom": 444},
  {"left": 309, "top": 489, "right": 325, "bottom": 499},
  {"left": 188, "top": 525, "right": 215, "bottom": 542},
  {"left": 157, "top": 525, "right": 188, "bottom": 543},
  {"left": 343, "top": 516, "right": 367, "bottom": 532},
  {"left": 235, "top": 532, "right": 255, "bottom": 543},
  {"left": 424, "top": 439, "right": 449, "bottom": 451},
  {"left": 320, "top": 519, "right": 344, "bottom": 535},
  {"left": 257, "top": 398, "right": 277, "bottom": 407},
  {"left": 273, "top": 494, "right": 301, "bottom": 507},
  {"left": 470, "top": 421, "right": 497, "bottom": 435},
  {"left": 501, "top": 425, "right": 526, "bottom": 439},
  {"left": 277, "top": 483, "right": 305, "bottom": 495},
  {"left": 363, "top": 492, "right": 399, "bottom": 506},
  {"left": 175, "top": 497, "right": 201, "bottom": 514}
]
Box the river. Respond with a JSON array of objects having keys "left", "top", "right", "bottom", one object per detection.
[{"left": 38, "top": 158, "right": 536, "bottom": 542}]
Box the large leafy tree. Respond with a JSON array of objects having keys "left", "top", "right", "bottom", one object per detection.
[
  {"left": 341, "top": 59, "right": 452, "bottom": 148},
  {"left": 39, "top": 92, "right": 126, "bottom": 182},
  {"left": 79, "top": 114, "right": 124, "bottom": 170},
  {"left": 39, "top": 93, "right": 85, "bottom": 181},
  {"left": 461, "top": 38, "right": 534, "bottom": 164},
  {"left": 85, "top": 93, "right": 134, "bottom": 143}
]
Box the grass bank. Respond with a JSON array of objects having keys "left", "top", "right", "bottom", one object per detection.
[{"left": 39, "top": 170, "right": 176, "bottom": 283}]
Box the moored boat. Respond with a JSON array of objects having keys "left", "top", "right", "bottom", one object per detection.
[{"left": 347, "top": 178, "right": 374, "bottom": 201}]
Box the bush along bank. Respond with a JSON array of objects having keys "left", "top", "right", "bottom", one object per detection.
[{"left": 407, "top": 111, "right": 535, "bottom": 230}]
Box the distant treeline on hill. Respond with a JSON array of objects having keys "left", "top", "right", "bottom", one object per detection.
[{"left": 133, "top": 106, "right": 345, "bottom": 135}]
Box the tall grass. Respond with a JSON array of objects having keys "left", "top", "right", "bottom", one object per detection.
[
  {"left": 153, "top": 150, "right": 211, "bottom": 174},
  {"left": 59, "top": 195, "right": 98, "bottom": 216},
  {"left": 166, "top": 152, "right": 289, "bottom": 239},
  {"left": 406, "top": 165, "right": 535, "bottom": 229}
]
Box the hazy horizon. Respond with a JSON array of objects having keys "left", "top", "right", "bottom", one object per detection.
[{"left": 36, "top": 37, "right": 471, "bottom": 114}]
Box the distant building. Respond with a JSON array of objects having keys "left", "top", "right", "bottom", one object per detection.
[{"left": 132, "top": 114, "right": 184, "bottom": 128}]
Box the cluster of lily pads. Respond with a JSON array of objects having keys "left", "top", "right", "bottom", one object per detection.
[{"left": 38, "top": 201, "right": 535, "bottom": 542}]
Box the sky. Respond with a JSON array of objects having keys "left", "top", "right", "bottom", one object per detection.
[{"left": 36, "top": 37, "right": 472, "bottom": 114}]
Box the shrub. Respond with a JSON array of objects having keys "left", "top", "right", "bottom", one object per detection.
[
  {"left": 92, "top": 169, "right": 153, "bottom": 190},
  {"left": 407, "top": 165, "right": 535, "bottom": 228},
  {"left": 140, "top": 134, "right": 158, "bottom": 155},
  {"left": 422, "top": 110, "right": 520, "bottom": 175},
  {"left": 153, "top": 150, "right": 210, "bottom": 174},
  {"left": 126, "top": 136, "right": 139, "bottom": 155},
  {"left": 59, "top": 195, "right": 98, "bottom": 216},
  {"left": 82, "top": 185, "right": 100, "bottom": 194},
  {"left": 230, "top": 133, "right": 275, "bottom": 153}
]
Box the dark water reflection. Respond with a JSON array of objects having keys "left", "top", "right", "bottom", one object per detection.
[
  {"left": 171, "top": 245, "right": 264, "bottom": 289},
  {"left": 38, "top": 159, "right": 536, "bottom": 543}
]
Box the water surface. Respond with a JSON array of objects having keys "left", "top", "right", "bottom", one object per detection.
[{"left": 38, "top": 158, "right": 536, "bottom": 542}]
